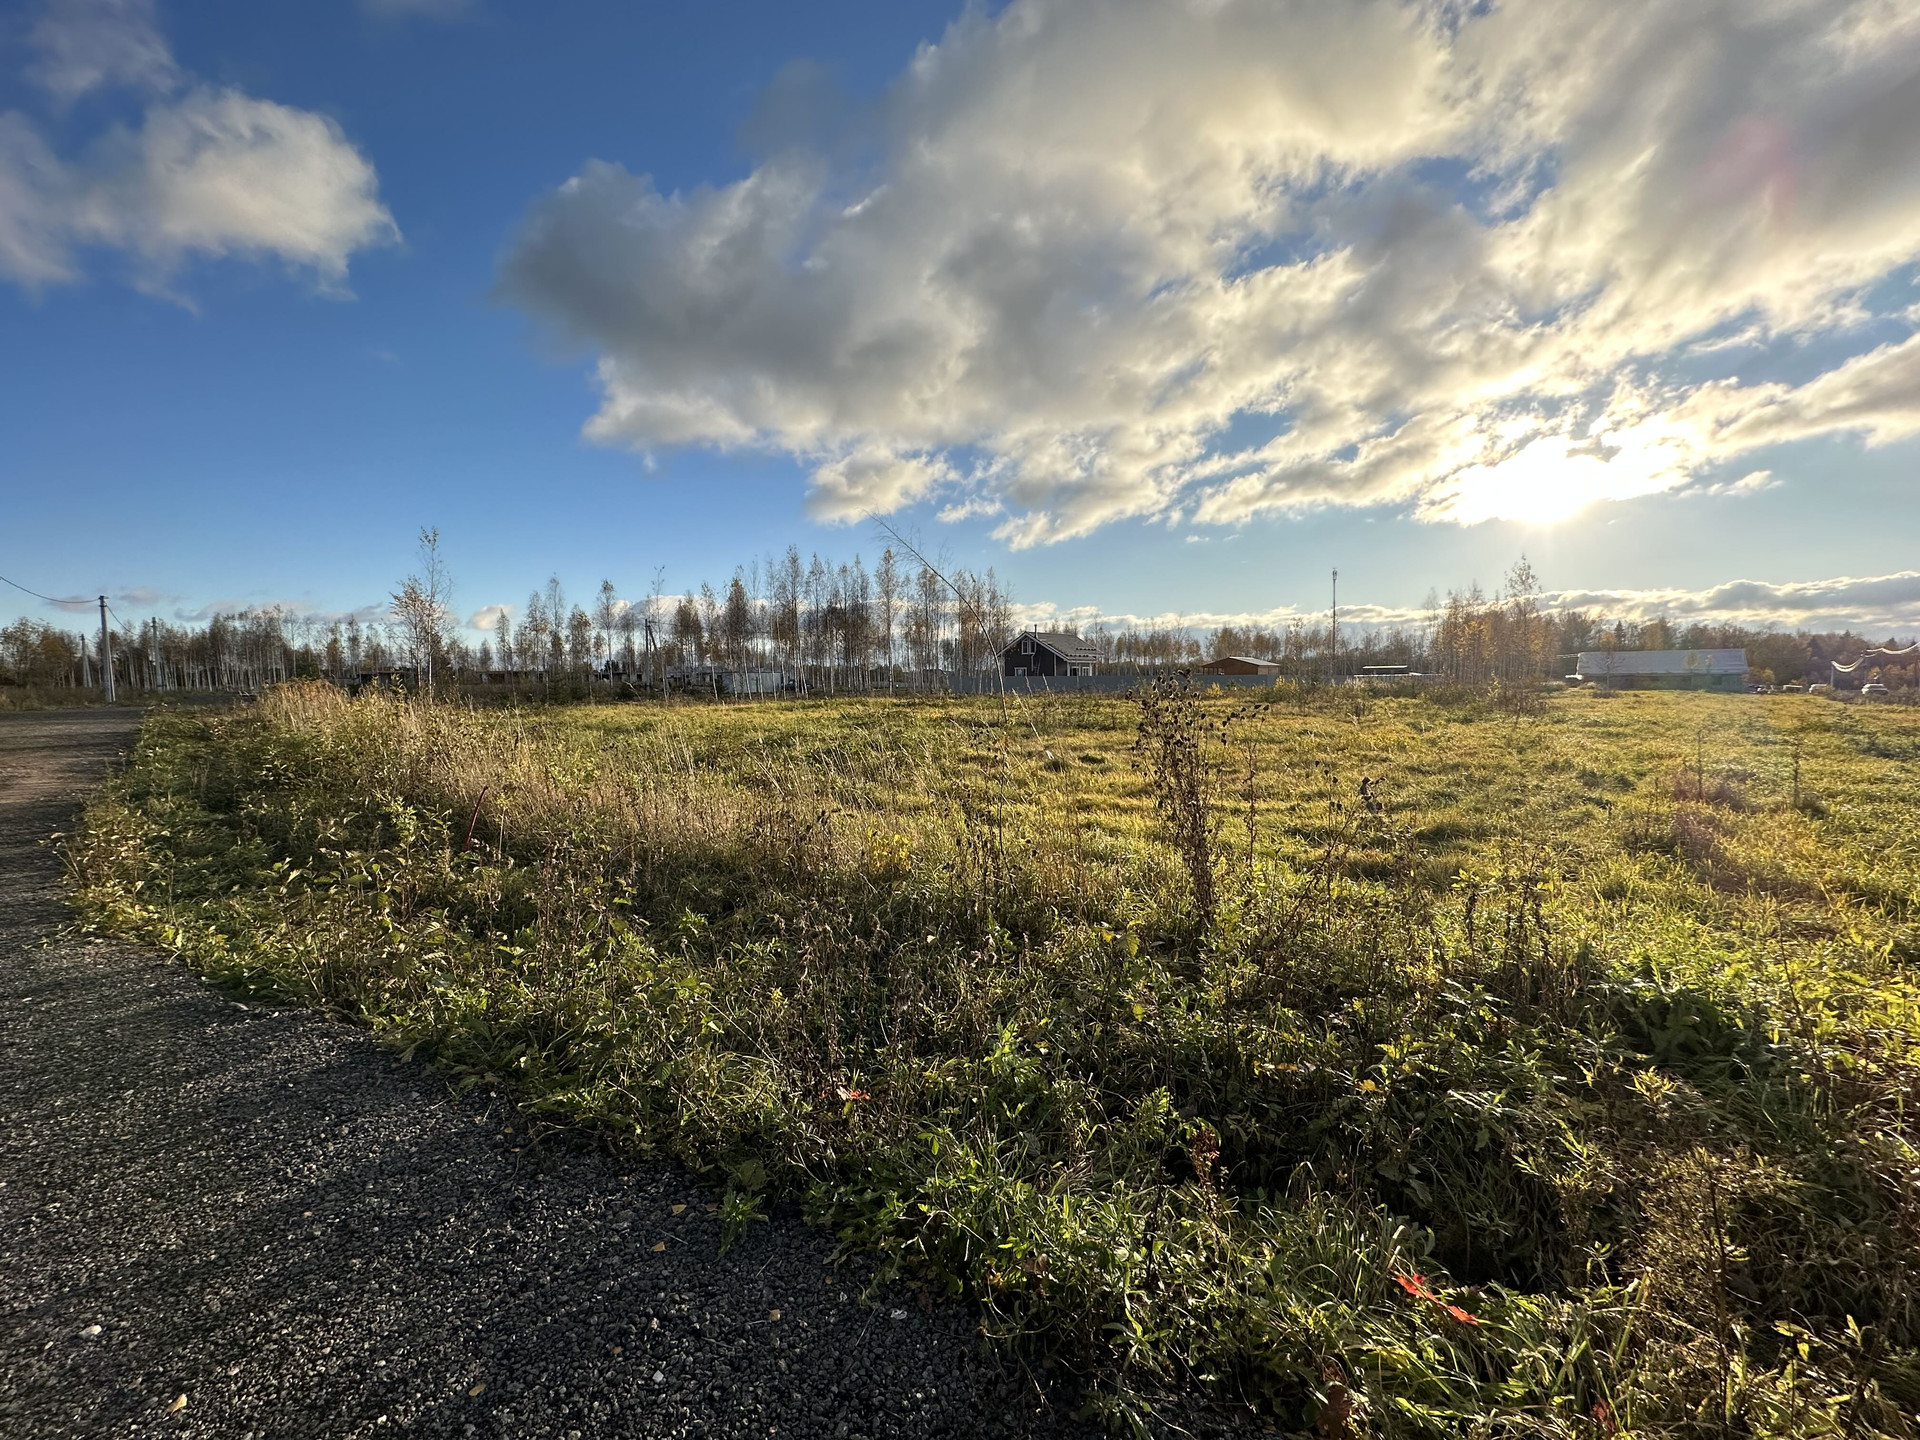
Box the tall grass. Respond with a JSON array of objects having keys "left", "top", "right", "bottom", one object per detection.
[{"left": 68, "top": 683, "right": 1920, "bottom": 1435}]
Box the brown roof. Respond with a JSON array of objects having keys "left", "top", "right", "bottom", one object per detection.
[{"left": 1199, "top": 655, "right": 1280, "bottom": 671}]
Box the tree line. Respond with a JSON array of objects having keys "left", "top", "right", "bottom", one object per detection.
[
  {"left": 1204, "top": 560, "right": 1918, "bottom": 691},
  {"left": 4, "top": 550, "right": 1913, "bottom": 697},
  {"left": 481, "top": 547, "right": 1018, "bottom": 694}
]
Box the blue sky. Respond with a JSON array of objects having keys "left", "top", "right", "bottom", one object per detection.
[{"left": 3, "top": 0, "right": 1919, "bottom": 639}]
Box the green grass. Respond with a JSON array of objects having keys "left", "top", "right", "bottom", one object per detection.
[{"left": 67, "top": 683, "right": 1920, "bottom": 1436}]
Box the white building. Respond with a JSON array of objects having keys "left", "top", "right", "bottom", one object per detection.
[{"left": 1574, "top": 649, "right": 1748, "bottom": 691}]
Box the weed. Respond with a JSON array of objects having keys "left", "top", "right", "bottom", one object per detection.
[{"left": 64, "top": 685, "right": 1920, "bottom": 1435}]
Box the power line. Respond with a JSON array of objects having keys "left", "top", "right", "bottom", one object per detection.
[{"left": 0, "top": 570, "right": 90, "bottom": 607}]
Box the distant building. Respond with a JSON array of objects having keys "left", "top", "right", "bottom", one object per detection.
[
  {"left": 349, "top": 667, "right": 417, "bottom": 693},
  {"left": 1575, "top": 649, "right": 1748, "bottom": 692},
  {"left": 668, "top": 665, "right": 793, "bottom": 696},
  {"left": 1197, "top": 655, "right": 1281, "bottom": 676},
  {"left": 1002, "top": 631, "right": 1100, "bottom": 678}
]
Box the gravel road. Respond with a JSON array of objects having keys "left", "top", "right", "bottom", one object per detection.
[{"left": 0, "top": 709, "right": 1154, "bottom": 1440}]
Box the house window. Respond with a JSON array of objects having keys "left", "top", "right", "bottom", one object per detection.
[
  {"left": 1067, "top": 667, "right": 1078, "bottom": 676},
  {"left": 1014, "top": 666, "right": 1027, "bottom": 677},
  {"left": 1019, "top": 636, "right": 1034, "bottom": 655}
]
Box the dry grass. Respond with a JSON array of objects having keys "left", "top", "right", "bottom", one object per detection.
[{"left": 66, "top": 682, "right": 1920, "bottom": 1436}]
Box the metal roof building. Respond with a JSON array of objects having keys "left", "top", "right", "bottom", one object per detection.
[
  {"left": 1575, "top": 649, "right": 1748, "bottom": 691},
  {"left": 1197, "top": 655, "right": 1281, "bottom": 675}
]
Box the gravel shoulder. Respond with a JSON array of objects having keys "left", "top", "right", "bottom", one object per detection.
[{"left": 0, "top": 710, "right": 1104, "bottom": 1440}]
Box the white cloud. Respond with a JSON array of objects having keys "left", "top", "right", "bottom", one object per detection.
[
  {"left": 1680, "top": 331, "right": 1920, "bottom": 454},
  {"left": 504, "top": 0, "right": 1920, "bottom": 542},
  {"left": 1550, "top": 572, "right": 1920, "bottom": 632},
  {"left": 29, "top": 0, "right": 177, "bottom": 102},
  {"left": 1015, "top": 569, "right": 1920, "bottom": 639},
  {"left": 935, "top": 495, "right": 1004, "bottom": 523},
  {"left": 468, "top": 603, "right": 513, "bottom": 633},
  {"left": 807, "top": 446, "right": 953, "bottom": 521},
  {"left": 1697, "top": 470, "right": 1779, "bottom": 499},
  {"left": 0, "top": 1, "right": 396, "bottom": 292},
  {"left": 91, "top": 88, "right": 397, "bottom": 287},
  {"left": 0, "top": 114, "right": 74, "bottom": 284}
]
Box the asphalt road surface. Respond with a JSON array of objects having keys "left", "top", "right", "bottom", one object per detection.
[{"left": 0, "top": 708, "right": 1162, "bottom": 1440}]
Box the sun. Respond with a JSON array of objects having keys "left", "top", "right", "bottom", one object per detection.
[{"left": 1426, "top": 431, "right": 1687, "bottom": 526}]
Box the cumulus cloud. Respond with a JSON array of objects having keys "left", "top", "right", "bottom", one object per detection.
[
  {"left": 0, "top": 0, "right": 396, "bottom": 292},
  {"left": 1550, "top": 572, "right": 1920, "bottom": 631},
  {"left": 807, "top": 446, "right": 953, "bottom": 522},
  {"left": 503, "top": 0, "right": 1920, "bottom": 542},
  {"left": 1019, "top": 570, "right": 1920, "bottom": 639}
]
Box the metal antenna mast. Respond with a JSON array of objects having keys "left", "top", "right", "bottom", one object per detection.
[{"left": 1330, "top": 569, "right": 1338, "bottom": 683}]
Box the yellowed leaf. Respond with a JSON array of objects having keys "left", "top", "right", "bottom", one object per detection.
[
  {"left": 468, "top": 1383, "right": 486, "bottom": 1397},
  {"left": 671, "top": 1204, "right": 685, "bottom": 1215},
  {"left": 652, "top": 1240, "right": 666, "bottom": 1252},
  {"left": 166, "top": 1395, "right": 187, "bottom": 1414}
]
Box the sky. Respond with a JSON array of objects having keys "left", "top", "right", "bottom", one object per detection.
[{"left": 3, "top": 0, "right": 1919, "bottom": 642}]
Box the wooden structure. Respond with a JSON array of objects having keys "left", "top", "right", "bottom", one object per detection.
[
  {"left": 349, "top": 667, "right": 417, "bottom": 694},
  {"left": 1197, "top": 655, "right": 1281, "bottom": 676}
]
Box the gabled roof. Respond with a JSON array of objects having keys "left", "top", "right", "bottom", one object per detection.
[
  {"left": 1009, "top": 630, "right": 1100, "bottom": 664},
  {"left": 1202, "top": 655, "right": 1280, "bottom": 669}
]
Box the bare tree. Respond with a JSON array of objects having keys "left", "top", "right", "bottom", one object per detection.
[
  {"left": 594, "top": 580, "right": 622, "bottom": 674},
  {"left": 876, "top": 547, "right": 901, "bottom": 692},
  {"left": 698, "top": 583, "right": 721, "bottom": 669},
  {"left": 389, "top": 526, "right": 453, "bottom": 695}
]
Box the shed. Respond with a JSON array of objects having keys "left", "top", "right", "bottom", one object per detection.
[
  {"left": 349, "top": 667, "right": 417, "bottom": 693},
  {"left": 1575, "top": 649, "right": 1748, "bottom": 691},
  {"left": 1197, "top": 655, "right": 1281, "bottom": 676},
  {"left": 1003, "top": 631, "right": 1099, "bottom": 678},
  {"left": 668, "top": 665, "right": 794, "bottom": 696}
]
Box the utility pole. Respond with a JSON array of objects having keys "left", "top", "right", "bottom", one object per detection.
[
  {"left": 99, "top": 596, "right": 116, "bottom": 702},
  {"left": 1329, "top": 569, "right": 1338, "bottom": 685}
]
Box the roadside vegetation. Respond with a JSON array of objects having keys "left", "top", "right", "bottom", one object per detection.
[{"left": 68, "top": 683, "right": 1920, "bottom": 1436}]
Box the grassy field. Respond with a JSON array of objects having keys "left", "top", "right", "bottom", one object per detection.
[{"left": 68, "top": 683, "right": 1920, "bottom": 1436}]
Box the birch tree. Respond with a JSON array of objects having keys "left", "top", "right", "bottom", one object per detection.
[{"left": 390, "top": 526, "right": 453, "bottom": 695}]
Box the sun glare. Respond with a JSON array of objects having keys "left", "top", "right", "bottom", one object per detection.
[{"left": 1428, "top": 432, "right": 1686, "bottom": 526}]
